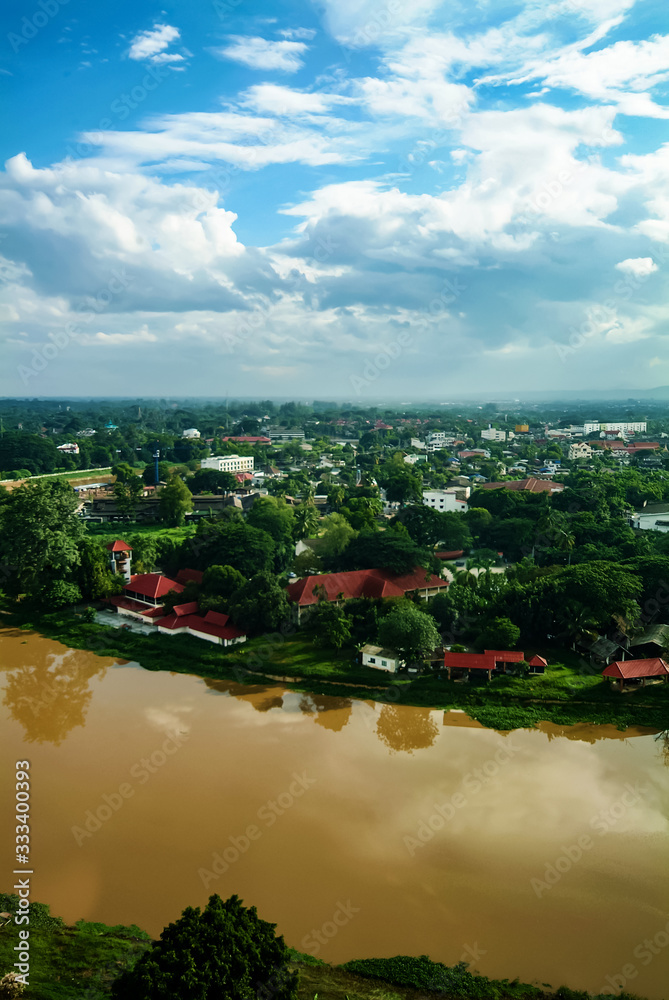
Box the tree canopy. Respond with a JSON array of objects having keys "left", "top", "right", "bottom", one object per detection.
[{"left": 111, "top": 894, "right": 298, "bottom": 1000}]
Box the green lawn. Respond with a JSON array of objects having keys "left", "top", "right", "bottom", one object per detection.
[{"left": 84, "top": 523, "right": 197, "bottom": 543}]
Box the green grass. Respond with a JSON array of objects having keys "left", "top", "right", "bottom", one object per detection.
[
  {"left": 0, "top": 895, "right": 150, "bottom": 1000},
  {"left": 84, "top": 523, "right": 197, "bottom": 542},
  {"left": 2, "top": 468, "right": 114, "bottom": 485},
  {"left": 0, "top": 899, "right": 649, "bottom": 1000}
]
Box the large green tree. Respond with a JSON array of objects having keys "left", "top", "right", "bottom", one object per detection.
[
  {"left": 190, "top": 520, "right": 275, "bottom": 578},
  {"left": 159, "top": 476, "right": 193, "bottom": 527},
  {"left": 228, "top": 572, "right": 291, "bottom": 634},
  {"left": 377, "top": 601, "right": 441, "bottom": 664},
  {"left": 246, "top": 497, "right": 295, "bottom": 571},
  {"left": 111, "top": 894, "right": 298, "bottom": 1000},
  {"left": 336, "top": 531, "right": 432, "bottom": 575},
  {"left": 0, "top": 480, "right": 84, "bottom": 604}
]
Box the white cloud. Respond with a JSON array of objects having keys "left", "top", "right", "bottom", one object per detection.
[
  {"left": 128, "top": 24, "right": 183, "bottom": 65},
  {"left": 615, "top": 257, "right": 658, "bottom": 276},
  {"left": 240, "top": 83, "right": 353, "bottom": 115},
  {"left": 214, "top": 36, "right": 307, "bottom": 72}
]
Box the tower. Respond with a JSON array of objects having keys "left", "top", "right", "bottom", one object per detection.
[
  {"left": 153, "top": 447, "right": 160, "bottom": 486},
  {"left": 106, "top": 540, "right": 133, "bottom": 583}
]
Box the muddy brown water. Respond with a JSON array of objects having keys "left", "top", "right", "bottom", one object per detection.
[{"left": 1, "top": 629, "right": 668, "bottom": 998}]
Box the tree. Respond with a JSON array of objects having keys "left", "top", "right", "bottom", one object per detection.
[
  {"left": 336, "top": 532, "right": 432, "bottom": 575},
  {"left": 159, "top": 476, "right": 193, "bottom": 527},
  {"left": 377, "top": 463, "right": 422, "bottom": 506},
  {"left": 189, "top": 469, "right": 237, "bottom": 494},
  {"left": 76, "top": 539, "right": 120, "bottom": 600},
  {"left": 393, "top": 505, "right": 471, "bottom": 549},
  {"left": 0, "top": 480, "right": 84, "bottom": 604},
  {"left": 339, "top": 495, "right": 383, "bottom": 530},
  {"left": 247, "top": 497, "right": 295, "bottom": 571},
  {"left": 317, "top": 513, "right": 356, "bottom": 559},
  {"left": 189, "top": 521, "right": 275, "bottom": 578},
  {"left": 427, "top": 592, "right": 457, "bottom": 633},
  {"left": 111, "top": 894, "right": 298, "bottom": 1000},
  {"left": 228, "top": 572, "right": 291, "bottom": 635},
  {"left": 306, "top": 601, "right": 353, "bottom": 649},
  {"left": 142, "top": 461, "right": 171, "bottom": 485},
  {"left": 293, "top": 501, "right": 320, "bottom": 540},
  {"left": 113, "top": 476, "right": 143, "bottom": 517},
  {"left": 199, "top": 564, "right": 246, "bottom": 612},
  {"left": 377, "top": 602, "right": 441, "bottom": 664},
  {"left": 480, "top": 617, "right": 521, "bottom": 650}
]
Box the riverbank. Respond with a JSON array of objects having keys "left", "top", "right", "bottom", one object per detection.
[
  {"left": 0, "top": 894, "right": 645, "bottom": 1000},
  {"left": 3, "top": 605, "right": 668, "bottom": 731}
]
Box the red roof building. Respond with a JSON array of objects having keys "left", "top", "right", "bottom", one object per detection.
[
  {"left": 479, "top": 478, "right": 564, "bottom": 494},
  {"left": 106, "top": 539, "right": 133, "bottom": 552},
  {"left": 221, "top": 436, "right": 271, "bottom": 445},
  {"left": 124, "top": 574, "right": 184, "bottom": 604},
  {"left": 287, "top": 566, "right": 448, "bottom": 616},
  {"left": 435, "top": 550, "right": 465, "bottom": 561},
  {"left": 158, "top": 606, "right": 246, "bottom": 646},
  {"left": 602, "top": 658, "right": 669, "bottom": 688},
  {"left": 444, "top": 649, "right": 525, "bottom": 679},
  {"left": 175, "top": 568, "right": 204, "bottom": 586}
]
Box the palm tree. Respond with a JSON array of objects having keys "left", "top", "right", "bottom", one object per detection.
[{"left": 294, "top": 502, "right": 319, "bottom": 540}]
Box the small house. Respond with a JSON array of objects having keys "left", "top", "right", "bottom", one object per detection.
[
  {"left": 361, "top": 645, "right": 401, "bottom": 673},
  {"left": 602, "top": 658, "right": 669, "bottom": 690}
]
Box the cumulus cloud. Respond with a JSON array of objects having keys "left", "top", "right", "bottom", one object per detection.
[
  {"left": 615, "top": 257, "right": 659, "bottom": 276},
  {"left": 213, "top": 36, "right": 307, "bottom": 72},
  {"left": 128, "top": 24, "right": 184, "bottom": 65}
]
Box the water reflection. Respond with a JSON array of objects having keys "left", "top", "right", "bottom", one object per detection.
[
  {"left": 203, "top": 679, "right": 354, "bottom": 732},
  {"left": 1, "top": 632, "right": 110, "bottom": 745},
  {"left": 376, "top": 704, "right": 440, "bottom": 753}
]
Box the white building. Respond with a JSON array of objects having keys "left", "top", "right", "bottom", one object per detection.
[
  {"left": 201, "top": 454, "right": 254, "bottom": 473},
  {"left": 583, "top": 421, "right": 647, "bottom": 435},
  {"left": 182, "top": 428, "right": 201, "bottom": 439},
  {"left": 422, "top": 489, "right": 468, "bottom": 512},
  {"left": 57, "top": 442, "right": 80, "bottom": 455},
  {"left": 361, "top": 645, "right": 401, "bottom": 673},
  {"left": 426, "top": 432, "right": 457, "bottom": 453},
  {"left": 569, "top": 442, "right": 593, "bottom": 461},
  {"left": 481, "top": 427, "right": 506, "bottom": 442},
  {"left": 631, "top": 504, "right": 669, "bottom": 533}
]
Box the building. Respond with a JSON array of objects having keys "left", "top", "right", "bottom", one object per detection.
[
  {"left": 360, "top": 645, "right": 401, "bottom": 673},
  {"left": 481, "top": 427, "right": 506, "bottom": 442},
  {"left": 425, "top": 432, "right": 458, "bottom": 453},
  {"left": 221, "top": 436, "right": 272, "bottom": 445},
  {"left": 569, "top": 442, "right": 593, "bottom": 461},
  {"left": 515, "top": 424, "right": 529, "bottom": 433},
  {"left": 269, "top": 430, "right": 306, "bottom": 442},
  {"left": 182, "top": 428, "right": 201, "bottom": 439},
  {"left": 287, "top": 566, "right": 449, "bottom": 618},
  {"left": 443, "top": 649, "right": 525, "bottom": 680},
  {"left": 631, "top": 503, "right": 669, "bottom": 533},
  {"left": 404, "top": 454, "right": 428, "bottom": 465},
  {"left": 458, "top": 449, "right": 490, "bottom": 460},
  {"left": 479, "top": 477, "right": 564, "bottom": 494},
  {"left": 57, "top": 442, "right": 80, "bottom": 455},
  {"left": 201, "top": 454, "right": 254, "bottom": 474},
  {"left": 422, "top": 489, "right": 467, "bottom": 512},
  {"left": 583, "top": 421, "right": 647, "bottom": 435},
  {"left": 158, "top": 604, "right": 246, "bottom": 647},
  {"left": 602, "top": 658, "right": 669, "bottom": 690},
  {"left": 106, "top": 539, "right": 133, "bottom": 582}
]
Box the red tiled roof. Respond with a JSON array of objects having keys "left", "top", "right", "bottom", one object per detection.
[
  {"left": 108, "top": 595, "right": 165, "bottom": 617},
  {"left": 124, "top": 574, "right": 184, "bottom": 600},
  {"left": 222, "top": 436, "right": 271, "bottom": 444},
  {"left": 435, "top": 550, "right": 464, "bottom": 560},
  {"left": 173, "top": 601, "right": 199, "bottom": 617},
  {"left": 235, "top": 472, "right": 254, "bottom": 482},
  {"left": 175, "top": 568, "right": 204, "bottom": 585},
  {"left": 479, "top": 478, "right": 564, "bottom": 493},
  {"left": 528, "top": 654, "right": 548, "bottom": 667},
  {"left": 106, "top": 539, "right": 132, "bottom": 552},
  {"left": 602, "top": 658, "right": 669, "bottom": 679},
  {"left": 286, "top": 566, "right": 448, "bottom": 607},
  {"left": 158, "top": 607, "right": 245, "bottom": 641},
  {"left": 444, "top": 649, "right": 525, "bottom": 671}
]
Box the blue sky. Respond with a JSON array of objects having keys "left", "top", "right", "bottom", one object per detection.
[{"left": 1, "top": 0, "right": 669, "bottom": 399}]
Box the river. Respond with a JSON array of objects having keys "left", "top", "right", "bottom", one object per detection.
[{"left": 1, "top": 629, "right": 668, "bottom": 997}]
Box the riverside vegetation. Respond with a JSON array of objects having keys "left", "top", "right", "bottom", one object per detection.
[{"left": 0, "top": 893, "right": 646, "bottom": 1000}]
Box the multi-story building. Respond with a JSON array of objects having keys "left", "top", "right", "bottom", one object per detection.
[
  {"left": 481, "top": 427, "right": 506, "bottom": 442},
  {"left": 268, "top": 430, "right": 305, "bottom": 441},
  {"left": 568, "top": 442, "right": 593, "bottom": 461},
  {"left": 422, "top": 489, "right": 468, "bottom": 512},
  {"left": 200, "top": 454, "right": 254, "bottom": 473},
  {"left": 583, "top": 421, "right": 647, "bottom": 435}
]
